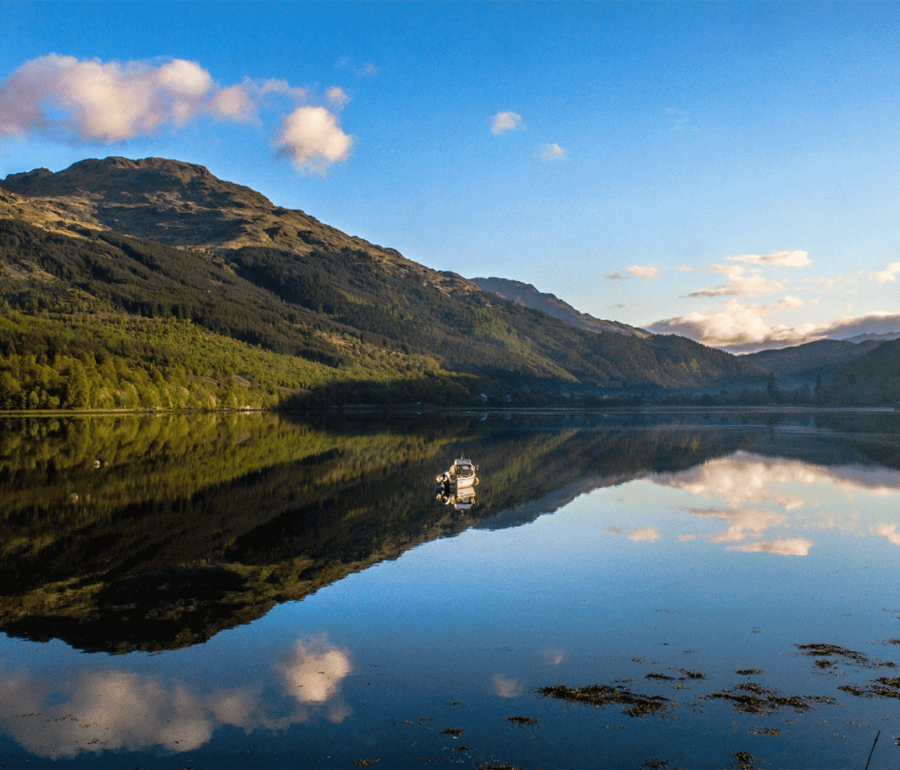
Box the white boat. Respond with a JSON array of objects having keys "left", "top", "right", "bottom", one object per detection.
[
  {"left": 436, "top": 458, "right": 479, "bottom": 509},
  {"left": 436, "top": 458, "right": 478, "bottom": 489}
]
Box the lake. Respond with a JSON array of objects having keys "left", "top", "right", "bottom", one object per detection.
[{"left": 1, "top": 409, "right": 899, "bottom": 769}]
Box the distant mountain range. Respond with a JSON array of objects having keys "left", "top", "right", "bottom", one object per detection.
[
  {"left": 743, "top": 339, "right": 883, "bottom": 387},
  {"left": 0, "top": 156, "right": 897, "bottom": 407},
  {"left": 469, "top": 276, "right": 648, "bottom": 338}
]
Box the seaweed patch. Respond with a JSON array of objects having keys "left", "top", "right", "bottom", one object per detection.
[
  {"left": 839, "top": 676, "right": 900, "bottom": 700},
  {"left": 795, "top": 643, "right": 895, "bottom": 670},
  {"left": 703, "top": 682, "right": 833, "bottom": 715},
  {"left": 506, "top": 715, "right": 540, "bottom": 727},
  {"left": 536, "top": 683, "right": 670, "bottom": 717},
  {"left": 731, "top": 750, "right": 759, "bottom": 770}
]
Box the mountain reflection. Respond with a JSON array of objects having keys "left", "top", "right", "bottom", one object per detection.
[
  {"left": 3, "top": 410, "right": 900, "bottom": 653},
  {"left": 0, "top": 634, "right": 352, "bottom": 759}
]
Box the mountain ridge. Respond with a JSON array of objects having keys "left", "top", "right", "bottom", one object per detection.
[
  {"left": 470, "top": 276, "right": 648, "bottom": 338},
  {"left": 1, "top": 156, "right": 768, "bottom": 408}
]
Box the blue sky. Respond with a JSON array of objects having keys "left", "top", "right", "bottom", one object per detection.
[{"left": 1, "top": 1, "right": 899, "bottom": 352}]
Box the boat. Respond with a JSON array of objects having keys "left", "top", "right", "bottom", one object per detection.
[
  {"left": 435, "top": 458, "right": 479, "bottom": 510},
  {"left": 436, "top": 458, "right": 478, "bottom": 489}
]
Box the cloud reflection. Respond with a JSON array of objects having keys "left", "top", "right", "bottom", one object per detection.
[
  {"left": 728, "top": 539, "right": 814, "bottom": 557},
  {"left": 543, "top": 648, "right": 565, "bottom": 666},
  {"left": 0, "top": 635, "right": 352, "bottom": 759},
  {"left": 493, "top": 674, "right": 523, "bottom": 698},
  {"left": 628, "top": 527, "right": 662, "bottom": 542},
  {"left": 872, "top": 523, "right": 900, "bottom": 546},
  {"left": 690, "top": 507, "right": 786, "bottom": 544},
  {"left": 644, "top": 453, "right": 900, "bottom": 557}
]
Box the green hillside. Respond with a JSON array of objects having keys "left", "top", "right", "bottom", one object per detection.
[
  {"left": 0, "top": 157, "right": 765, "bottom": 409},
  {"left": 744, "top": 339, "right": 881, "bottom": 387},
  {"left": 823, "top": 337, "right": 900, "bottom": 405}
]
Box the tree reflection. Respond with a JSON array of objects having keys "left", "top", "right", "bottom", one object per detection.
[{"left": 3, "top": 411, "right": 900, "bottom": 653}]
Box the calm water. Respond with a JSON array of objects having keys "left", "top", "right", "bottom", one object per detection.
[{"left": 1, "top": 410, "right": 899, "bottom": 769}]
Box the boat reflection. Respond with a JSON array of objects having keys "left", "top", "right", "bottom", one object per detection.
[{"left": 435, "top": 457, "right": 479, "bottom": 510}]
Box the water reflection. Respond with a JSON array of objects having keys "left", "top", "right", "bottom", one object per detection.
[
  {"left": 435, "top": 457, "right": 480, "bottom": 510},
  {"left": 2, "top": 411, "right": 900, "bottom": 767},
  {"left": 0, "top": 634, "right": 352, "bottom": 759},
  {"left": 4, "top": 411, "right": 900, "bottom": 654},
  {"left": 602, "top": 447, "right": 900, "bottom": 557},
  {"left": 873, "top": 523, "right": 900, "bottom": 545},
  {"left": 1, "top": 411, "right": 769, "bottom": 654}
]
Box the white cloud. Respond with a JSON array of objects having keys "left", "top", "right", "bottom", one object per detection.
[
  {"left": 647, "top": 299, "right": 814, "bottom": 349},
  {"left": 326, "top": 86, "right": 351, "bottom": 109},
  {"left": 774, "top": 295, "right": 805, "bottom": 311},
  {"left": 629, "top": 527, "right": 662, "bottom": 542},
  {"left": 728, "top": 539, "right": 813, "bottom": 556},
  {"left": 688, "top": 264, "right": 784, "bottom": 298},
  {"left": 276, "top": 106, "right": 353, "bottom": 175},
  {"left": 648, "top": 301, "right": 900, "bottom": 352},
  {"left": 0, "top": 55, "right": 219, "bottom": 141},
  {"left": 0, "top": 55, "right": 351, "bottom": 174},
  {"left": 681, "top": 250, "right": 810, "bottom": 302},
  {"left": 627, "top": 265, "right": 659, "bottom": 279},
  {"left": 726, "top": 250, "right": 811, "bottom": 268},
  {"left": 491, "top": 111, "right": 523, "bottom": 134},
  {"left": 335, "top": 57, "right": 378, "bottom": 77},
  {"left": 207, "top": 84, "right": 258, "bottom": 122},
  {"left": 871, "top": 262, "right": 900, "bottom": 284},
  {"left": 540, "top": 143, "right": 566, "bottom": 161}
]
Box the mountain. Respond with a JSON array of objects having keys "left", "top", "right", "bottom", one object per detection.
[
  {"left": 743, "top": 339, "right": 883, "bottom": 387},
  {"left": 0, "top": 156, "right": 764, "bottom": 408},
  {"left": 823, "top": 337, "right": 900, "bottom": 405},
  {"left": 470, "top": 276, "right": 648, "bottom": 337},
  {"left": 840, "top": 332, "right": 900, "bottom": 345}
]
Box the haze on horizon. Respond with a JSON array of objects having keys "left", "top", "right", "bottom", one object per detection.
[{"left": 1, "top": 1, "right": 899, "bottom": 353}]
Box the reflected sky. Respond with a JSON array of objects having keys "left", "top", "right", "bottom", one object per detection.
[
  {"left": 622, "top": 452, "right": 900, "bottom": 557},
  {"left": 0, "top": 634, "right": 352, "bottom": 759},
  {"left": 2, "top": 414, "right": 900, "bottom": 768}
]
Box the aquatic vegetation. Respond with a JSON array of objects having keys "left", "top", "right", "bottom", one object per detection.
[
  {"left": 703, "top": 682, "right": 834, "bottom": 715},
  {"left": 675, "top": 668, "right": 706, "bottom": 680},
  {"left": 839, "top": 676, "right": 900, "bottom": 700},
  {"left": 796, "top": 643, "right": 897, "bottom": 671},
  {"left": 536, "top": 683, "right": 670, "bottom": 718},
  {"left": 506, "top": 716, "right": 539, "bottom": 727},
  {"left": 730, "top": 750, "right": 759, "bottom": 770}
]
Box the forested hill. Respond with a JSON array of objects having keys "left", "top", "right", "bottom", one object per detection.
[
  {"left": 0, "top": 156, "right": 764, "bottom": 410},
  {"left": 470, "top": 276, "right": 648, "bottom": 337},
  {"left": 822, "top": 337, "right": 900, "bottom": 405}
]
